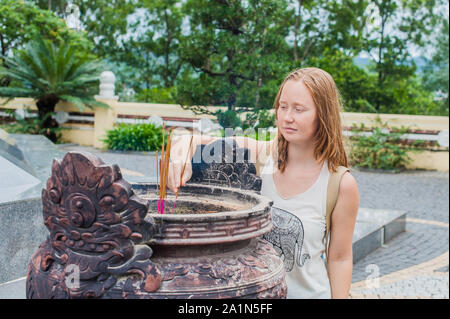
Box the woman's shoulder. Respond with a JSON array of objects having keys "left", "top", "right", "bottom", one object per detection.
[{"left": 338, "top": 170, "right": 358, "bottom": 198}]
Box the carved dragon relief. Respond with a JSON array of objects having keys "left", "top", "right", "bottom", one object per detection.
[{"left": 26, "top": 152, "right": 162, "bottom": 298}]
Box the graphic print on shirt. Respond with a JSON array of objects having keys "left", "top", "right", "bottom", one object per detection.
[{"left": 263, "top": 206, "right": 311, "bottom": 272}]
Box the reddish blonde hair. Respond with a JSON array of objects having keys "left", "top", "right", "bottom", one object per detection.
[{"left": 274, "top": 67, "right": 348, "bottom": 173}]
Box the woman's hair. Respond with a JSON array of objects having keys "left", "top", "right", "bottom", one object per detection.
[{"left": 273, "top": 67, "right": 348, "bottom": 173}]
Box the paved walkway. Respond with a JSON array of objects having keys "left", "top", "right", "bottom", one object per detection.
[
  {"left": 349, "top": 169, "right": 449, "bottom": 299},
  {"left": 59, "top": 145, "right": 450, "bottom": 299}
]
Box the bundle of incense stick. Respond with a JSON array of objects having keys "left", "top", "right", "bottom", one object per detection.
[
  {"left": 156, "top": 123, "right": 172, "bottom": 214},
  {"left": 156, "top": 125, "right": 193, "bottom": 214}
]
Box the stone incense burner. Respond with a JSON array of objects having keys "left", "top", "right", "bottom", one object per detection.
[
  {"left": 133, "top": 183, "right": 286, "bottom": 298},
  {"left": 26, "top": 142, "right": 286, "bottom": 299}
]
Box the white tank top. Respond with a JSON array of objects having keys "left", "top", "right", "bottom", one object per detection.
[{"left": 260, "top": 153, "right": 331, "bottom": 299}]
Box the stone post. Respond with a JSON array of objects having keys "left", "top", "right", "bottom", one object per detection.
[{"left": 94, "top": 71, "right": 118, "bottom": 149}]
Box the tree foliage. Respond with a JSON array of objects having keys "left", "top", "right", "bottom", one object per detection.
[
  {"left": 1, "top": 0, "right": 448, "bottom": 118},
  {"left": 0, "top": 35, "right": 107, "bottom": 142},
  {"left": 0, "top": 0, "right": 94, "bottom": 85},
  {"left": 360, "top": 0, "right": 444, "bottom": 113},
  {"left": 422, "top": 18, "right": 449, "bottom": 115},
  {"left": 176, "top": 0, "right": 292, "bottom": 112}
]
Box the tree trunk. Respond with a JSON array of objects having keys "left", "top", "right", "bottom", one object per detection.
[
  {"left": 0, "top": 33, "right": 11, "bottom": 87},
  {"left": 227, "top": 94, "right": 236, "bottom": 112},
  {"left": 255, "top": 75, "right": 262, "bottom": 109},
  {"left": 227, "top": 73, "right": 238, "bottom": 112},
  {"left": 376, "top": 11, "right": 387, "bottom": 112},
  {"left": 36, "top": 94, "right": 60, "bottom": 143}
]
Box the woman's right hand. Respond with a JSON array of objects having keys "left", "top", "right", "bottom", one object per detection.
[{"left": 167, "top": 134, "right": 195, "bottom": 194}]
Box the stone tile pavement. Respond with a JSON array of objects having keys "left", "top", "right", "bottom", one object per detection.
[
  {"left": 349, "top": 169, "right": 449, "bottom": 299},
  {"left": 349, "top": 222, "right": 449, "bottom": 299}
]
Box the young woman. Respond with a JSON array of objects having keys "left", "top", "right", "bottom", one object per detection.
[{"left": 167, "top": 67, "right": 359, "bottom": 299}]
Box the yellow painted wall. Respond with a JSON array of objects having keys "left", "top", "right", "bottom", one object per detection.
[
  {"left": 60, "top": 124, "right": 94, "bottom": 146},
  {"left": 1, "top": 98, "right": 448, "bottom": 171},
  {"left": 341, "top": 112, "right": 449, "bottom": 131},
  {"left": 406, "top": 150, "right": 449, "bottom": 171}
]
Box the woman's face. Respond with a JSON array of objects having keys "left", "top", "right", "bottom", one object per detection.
[{"left": 277, "top": 79, "right": 319, "bottom": 145}]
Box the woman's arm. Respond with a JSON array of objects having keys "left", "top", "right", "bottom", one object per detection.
[
  {"left": 327, "top": 172, "right": 359, "bottom": 299},
  {"left": 167, "top": 134, "right": 218, "bottom": 194}
]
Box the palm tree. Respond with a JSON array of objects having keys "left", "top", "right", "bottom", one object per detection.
[{"left": 0, "top": 35, "right": 108, "bottom": 142}]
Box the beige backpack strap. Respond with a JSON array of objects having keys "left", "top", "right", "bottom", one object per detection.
[{"left": 324, "top": 165, "right": 350, "bottom": 260}]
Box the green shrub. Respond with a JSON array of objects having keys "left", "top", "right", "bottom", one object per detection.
[
  {"left": 348, "top": 117, "right": 422, "bottom": 171},
  {"left": 135, "top": 87, "right": 177, "bottom": 104},
  {"left": 244, "top": 128, "right": 276, "bottom": 141},
  {"left": 216, "top": 127, "right": 275, "bottom": 141},
  {"left": 215, "top": 109, "right": 242, "bottom": 129},
  {"left": 214, "top": 108, "right": 276, "bottom": 141},
  {"left": 242, "top": 109, "right": 275, "bottom": 130},
  {"left": 103, "top": 123, "right": 166, "bottom": 151}
]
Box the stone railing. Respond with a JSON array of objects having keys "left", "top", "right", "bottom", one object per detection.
[{"left": 1, "top": 71, "right": 448, "bottom": 170}]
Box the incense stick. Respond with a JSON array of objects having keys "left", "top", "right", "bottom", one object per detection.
[
  {"left": 162, "top": 133, "right": 172, "bottom": 214},
  {"left": 157, "top": 124, "right": 166, "bottom": 214},
  {"left": 156, "top": 124, "right": 175, "bottom": 214},
  {"left": 159, "top": 158, "right": 164, "bottom": 214},
  {"left": 172, "top": 134, "right": 194, "bottom": 214},
  {"left": 156, "top": 150, "right": 159, "bottom": 195}
]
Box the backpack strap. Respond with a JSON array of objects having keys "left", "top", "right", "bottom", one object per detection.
[{"left": 324, "top": 165, "right": 350, "bottom": 260}]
